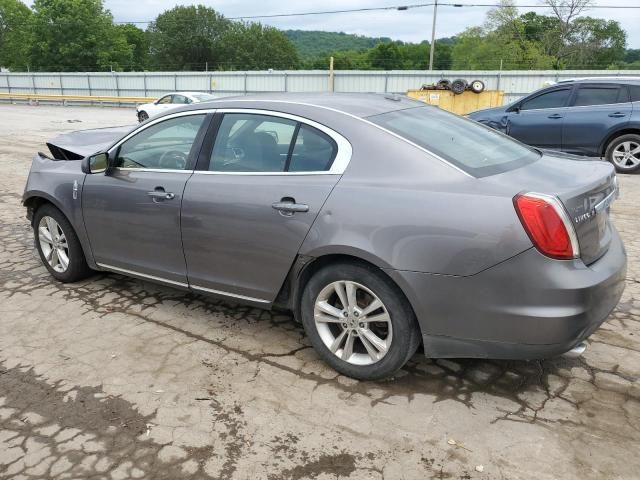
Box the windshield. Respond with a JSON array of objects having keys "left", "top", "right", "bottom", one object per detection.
[
  {"left": 192, "top": 93, "right": 216, "bottom": 102},
  {"left": 369, "top": 106, "right": 540, "bottom": 177}
]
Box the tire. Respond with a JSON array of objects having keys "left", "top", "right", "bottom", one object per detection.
[
  {"left": 300, "top": 262, "right": 421, "bottom": 381},
  {"left": 33, "top": 204, "right": 92, "bottom": 283},
  {"left": 436, "top": 79, "right": 451, "bottom": 90},
  {"left": 138, "top": 111, "right": 149, "bottom": 122},
  {"left": 605, "top": 134, "right": 640, "bottom": 173},
  {"left": 451, "top": 78, "right": 467, "bottom": 95},
  {"left": 470, "top": 79, "right": 485, "bottom": 94}
]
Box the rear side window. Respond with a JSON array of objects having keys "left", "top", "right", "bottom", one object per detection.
[
  {"left": 521, "top": 89, "right": 571, "bottom": 110},
  {"left": 369, "top": 106, "right": 540, "bottom": 177},
  {"left": 573, "top": 87, "right": 625, "bottom": 106},
  {"left": 209, "top": 113, "right": 337, "bottom": 173},
  {"left": 630, "top": 85, "right": 640, "bottom": 102},
  {"left": 289, "top": 125, "right": 337, "bottom": 172}
]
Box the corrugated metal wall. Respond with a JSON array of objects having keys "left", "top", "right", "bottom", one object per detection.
[{"left": 1, "top": 70, "right": 639, "bottom": 103}]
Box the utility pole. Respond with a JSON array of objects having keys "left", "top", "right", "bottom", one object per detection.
[{"left": 428, "top": 0, "right": 438, "bottom": 71}]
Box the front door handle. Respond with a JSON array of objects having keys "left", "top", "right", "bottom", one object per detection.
[
  {"left": 548, "top": 113, "right": 563, "bottom": 119},
  {"left": 608, "top": 112, "right": 626, "bottom": 118},
  {"left": 272, "top": 197, "right": 309, "bottom": 216},
  {"left": 147, "top": 188, "right": 175, "bottom": 201}
]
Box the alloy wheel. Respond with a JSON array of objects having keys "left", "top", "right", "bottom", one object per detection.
[
  {"left": 612, "top": 141, "right": 640, "bottom": 169},
  {"left": 313, "top": 280, "right": 393, "bottom": 366},
  {"left": 38, "top": 216, "right": 70, "bottom": 273}
]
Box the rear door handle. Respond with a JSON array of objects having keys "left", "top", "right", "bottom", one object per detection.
[
  {"left": 547, "top": 113, "right": 563, "bottom": 119},
  {"left": 147, "top": 188, "right": 175, "bottom": 201},
  {"left": 272, "top": 198, "right": 309, "bottom": 216},
  {"left": 608, "top": 112, "right": 626, "bottom": 118}
]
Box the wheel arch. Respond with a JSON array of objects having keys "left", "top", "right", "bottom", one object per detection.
[
  {"left": 23, "top": 193, "right": 97, "bottom": 269},
  {"left": 275, "top": 251, "right": 421, "bottom": 338},
  {"left": 600, "top": 126, "right": 640, "bottom": 157}
]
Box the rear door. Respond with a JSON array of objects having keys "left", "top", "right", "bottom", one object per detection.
[
  {"left": 507, "top": 86, "right": 573, "bottom": 149},
  {"left": 181, "top": 110, "right": 351, "bottom": 303},
  {"left": 562, "top": 83, "right": 632, "bottom": 156}
]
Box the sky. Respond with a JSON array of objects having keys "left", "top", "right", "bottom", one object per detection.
[{"left": 98, "top": 0, "right": 640, "bottom": 48}]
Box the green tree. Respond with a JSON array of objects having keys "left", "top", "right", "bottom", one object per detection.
[
  {"left": 0, "top": 0, "right": 33, "bottom": 70},
  {"left": 147, "top": 5, "right": 230, "bottom": 70},
  {"left": 563, "top": 17, "right": 626, "bottom": 68},
  {"left": 29, "top": 0, "right": 133, "bottom": 71},
  {"left": 220, "top": 22, "right": 299, "bottom": 70},
  {"left": 115, "top": 24, "right": 149, "bottom": 71},
  {"left": 368, "top": 42, "right": 404, "bottom": 70}
]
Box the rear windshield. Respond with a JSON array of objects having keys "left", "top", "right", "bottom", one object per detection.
[{"left": 369, "top": 106, "right": 540, "bottom": 177}]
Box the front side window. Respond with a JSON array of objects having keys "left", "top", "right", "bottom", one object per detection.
[
  {"left": 521, "top": 89, "right": 571, "bottom": 110},
  {"left": 157, "top": 95, "right": 172, "bottom": 105},
  {"left": 369, "top": 106, "right": 540, "bottom": 177},
  {"left": 116, "top": 114, "right": 206, "bottom": 170},
  {"left": 573, "top": 87, "right": 623, "bottom": 107},
  {"left": 209, "top": 113, "right": 337, "bottom": 173}
]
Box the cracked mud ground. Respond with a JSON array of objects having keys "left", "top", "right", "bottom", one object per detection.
[{"left": 0, "top": 105, "right": 639, "bottom": 480}]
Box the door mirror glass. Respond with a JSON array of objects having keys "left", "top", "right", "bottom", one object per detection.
[{"left": 88, "top": 153, "right": 108, "bottom": 173}]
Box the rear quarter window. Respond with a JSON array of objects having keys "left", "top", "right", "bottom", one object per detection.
[{"left": 369, "top": 106, "right": 540, "bottom": 177}]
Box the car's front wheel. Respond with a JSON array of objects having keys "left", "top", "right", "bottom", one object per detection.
[
  {"left": 300, "top": 262, "right": 420, "bottom": 380},
  {"left": 605, "top": 133, "right": 640, "bottom": 173},
  {"left": 33, "top": 204, "right": 92, "bottom": 283},
  {"left": 138, "top": 111, "right": 149, "bottom": 122}
]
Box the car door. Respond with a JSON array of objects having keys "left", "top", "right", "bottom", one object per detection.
[
  {"left": 506, "top": 86, "right": 573, "bottom": 149},
  {"left": 154, "top": 94, "right": 175, "bottom": 114},
  {"left": 562, "top": 84, "right": 632, "bottom": 156},
  {"left": 83, "top": 112, "right": 211, "bottom": 285},
  {"left": 181, "top": 110, "right": 351, "bottom": 303}
]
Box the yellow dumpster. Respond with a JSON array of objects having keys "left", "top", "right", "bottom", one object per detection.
[{"left": 407, "top": 89, "right": 504, "bottom": 115}]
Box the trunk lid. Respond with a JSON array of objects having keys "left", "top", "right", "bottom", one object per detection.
[{"left": 484, "top": 154, "right": 618, "bottom": 265}]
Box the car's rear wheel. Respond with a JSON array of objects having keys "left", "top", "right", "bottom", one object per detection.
[
  {"left": 138, "top": 111, "right": 149, "bottom": 122},
  {"left": 605, "top": 134, "right": 640, "bottom": 173},
  {"left": 33, "top": 204, "right": 92, "bottom": 283},
  {"left": 300, "top": 262, "right": 420, "bottom": 380}
]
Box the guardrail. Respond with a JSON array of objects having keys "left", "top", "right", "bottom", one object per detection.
[{"left": 0, "top": 92, "right": 154, "bottom": 105}]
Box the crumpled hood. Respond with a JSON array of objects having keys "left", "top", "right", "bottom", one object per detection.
[{"left": 46, "top": 125, "right": 134, "bottom": 159}]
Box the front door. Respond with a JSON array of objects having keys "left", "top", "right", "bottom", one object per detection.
[
  {"left": 507, "top": 86, "right": 573, "bottom": 149},
  {"left": 83, "top": 113, "right": 209, "bottom": 285},
  {"left": 181, "top": 111, "right": 348, "bottom": 303}
]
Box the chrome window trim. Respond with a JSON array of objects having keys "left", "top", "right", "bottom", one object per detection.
[
  {"left": 116, "top": 167, "right": 194, "bottom": 174},
  {"left": 210, "top": 99, "right": 474, "bottom": 178},
  {"left": 208, "top": 108, "right": 352, "bottom": 175},
  {"left": 190, "top": 284, "right": 270, "bottom": 304},
  {"left": 96, "top": 262, "right": 189, "bottom": 288}
]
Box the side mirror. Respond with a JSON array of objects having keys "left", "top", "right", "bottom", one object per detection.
[
  {"left": 513, "top": 105, "right": 522, "bottom": 114},
  {"left": 82, "top": 153, "right": 109, "bottom": 174}
]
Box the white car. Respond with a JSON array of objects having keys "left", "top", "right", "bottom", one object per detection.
[{"left": 136, "top": 92, "right": 216, "bottom": 122}]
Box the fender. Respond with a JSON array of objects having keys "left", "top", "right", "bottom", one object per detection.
[{"left": 23, "top": 189, "right": 98, "bottom": 270}]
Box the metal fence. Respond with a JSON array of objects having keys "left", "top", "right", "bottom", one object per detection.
[{"left": 1, "top": 70, "right": 639, "bottom": 104}]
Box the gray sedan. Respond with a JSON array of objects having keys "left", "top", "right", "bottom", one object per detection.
[{"left": 22, "top": 93, "right": 626, "bottom": 380}]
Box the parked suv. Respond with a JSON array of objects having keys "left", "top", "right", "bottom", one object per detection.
[{"left": 468, "top": 78, "right": 640, "bottom": 172}]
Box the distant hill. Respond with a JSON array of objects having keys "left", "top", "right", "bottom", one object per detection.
[{"left": 284, "top": 30, "right": 393, "bottom": 58}]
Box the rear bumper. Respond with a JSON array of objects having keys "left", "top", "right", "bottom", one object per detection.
[{"left": 387, "top": 227, "right": 627, "bottom": 359}]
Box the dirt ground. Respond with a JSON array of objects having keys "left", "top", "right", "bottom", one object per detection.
[{"left": 0, "top": 104, "right": 639, "bottom": 480}]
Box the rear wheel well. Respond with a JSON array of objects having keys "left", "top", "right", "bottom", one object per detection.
[
  {"left": 290, "top": 254, "right": 416, "bottom": 328},
  {"left": 602, "top": 128, "right": 640, "bottom": 156}
]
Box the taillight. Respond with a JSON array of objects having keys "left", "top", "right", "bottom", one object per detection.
[{"left": 513, "top": 193, "right": 579, "bottom": 260}]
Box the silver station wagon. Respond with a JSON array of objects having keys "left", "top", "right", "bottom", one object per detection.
[{"left": 23, "top": 93, "right": 626, "bottom": 380}]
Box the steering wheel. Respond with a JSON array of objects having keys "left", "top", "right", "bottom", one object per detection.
[{"left": 158, "top": 150, "right": 188, "bottom": 170}]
